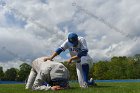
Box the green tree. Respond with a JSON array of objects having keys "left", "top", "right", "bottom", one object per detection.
[
  {"left": 93, "top": 61, "right": 109, "bottom": 79},
  {"left": 0, "top": 66, "right": 4, "bottom": 80},
  {"left": 17, "top": 63, "right": 31, "bottom": 81},
  {"left": 62, "top": 62, "right": 77, "bottom": 80},
  {"left": 4, "top": 68, "right": 17, "bottom": 81},
  {"left": 125, "top": 60, "right": 136, "bottom": 79},
  {"left": 106, "top": 56, "right": 128, "bottom": 79},
  {"left": 134, "top": 54, "right": 140, "bottom": 62},
  {"left": 89, "top": 55, "right": 140, "bottom": 80}
]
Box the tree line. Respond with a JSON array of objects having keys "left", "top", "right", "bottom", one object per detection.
[
  {"left": 0, "top": 63, "right": 31, "bottom": 81},
  {"left": 0, "top": 54, "right": 140, "bottom": 81}
]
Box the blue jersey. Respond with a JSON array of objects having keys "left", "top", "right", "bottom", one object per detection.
[{"left": 60, "top": 37, "right": 88, "bottom": 57}]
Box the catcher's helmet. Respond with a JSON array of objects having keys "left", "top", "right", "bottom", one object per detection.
[{"left": 68, "top": 33, "right": 78, "bottom": 47}]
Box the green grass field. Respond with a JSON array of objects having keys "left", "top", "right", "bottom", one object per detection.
[{"left": 0, "top": 82, "right": 140, "bottom": 93}]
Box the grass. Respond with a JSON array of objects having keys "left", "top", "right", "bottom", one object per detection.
[{"left": 0, "top": 82, "right": 140, "bottom": 93}]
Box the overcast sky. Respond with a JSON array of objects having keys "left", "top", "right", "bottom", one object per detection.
[{"left": 0, "top": 0, "right": 140, "bottom": 70}]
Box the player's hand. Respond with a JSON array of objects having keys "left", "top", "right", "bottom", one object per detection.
[
  {"left": 51, "top": 86, "right": 63, "bottom": 91},
  {"left": 67, "top": 58, "right": 72, "bottom": 65},
  {"left": 43, "top": 57, "right": 53, "bottom": 62}
]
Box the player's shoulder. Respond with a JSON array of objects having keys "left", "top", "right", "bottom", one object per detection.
[
  {"left": 78, "top": 36, "right": 84, "bottom": 39},
  {"left": 61, "top": 39, "right": 72, "bottom": 47},
  {"left": 62, "top": 39, "right": 69, "bottom": 44},
  {"left": 78, "top": 36, "right": 85, "bottom": 41}
]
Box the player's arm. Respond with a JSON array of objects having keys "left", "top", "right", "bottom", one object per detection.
[
  {"left": 67, "top": 49, "right": 88, "bottom": 64},
  {"left": 68, "top": 39, "right": 88, "bottom": 64},
  {"left": 44, "top": 48, "right": 63, "bottom": 61},
  {"left": 44, "top": 40, "right": 68, "bottom": 62},
  {"left": 67, "top": 56, "right": 79, "bottom": 64}
]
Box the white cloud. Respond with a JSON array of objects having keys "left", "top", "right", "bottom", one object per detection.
[{"left": 0, "top": 0, "right": 140, "bottom": 70}]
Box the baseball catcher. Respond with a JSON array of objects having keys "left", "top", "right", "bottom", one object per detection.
[{"left": 25, "top": 57, "right": 70, "bottom": 91}]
